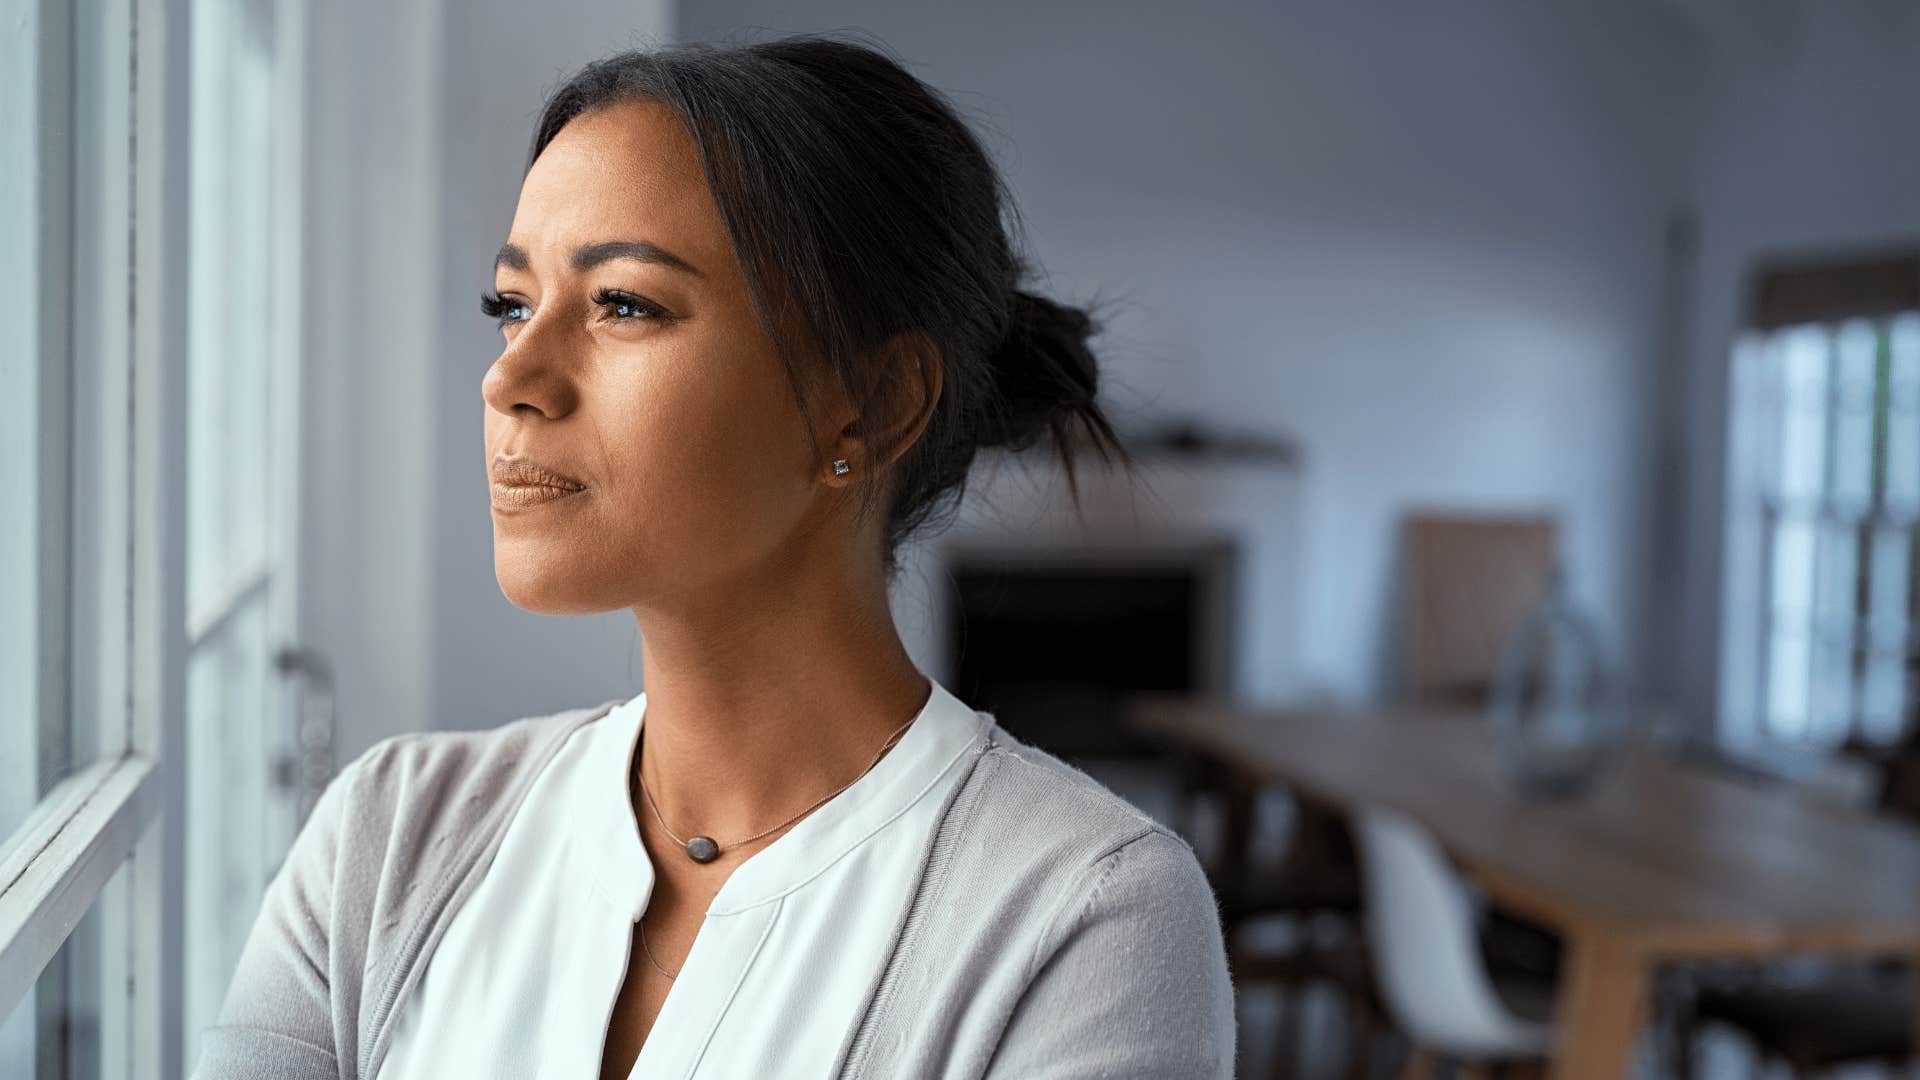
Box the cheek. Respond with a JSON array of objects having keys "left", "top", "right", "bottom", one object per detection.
[{"left": 593, "top": 333, "right": 815, "bottom": 548}]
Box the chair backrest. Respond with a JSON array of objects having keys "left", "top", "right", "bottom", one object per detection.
[
  {"left": 1869, "top": 741, "right": 1920, "bottom": 826},
  {"left": 1351, "top": 804, "right": 1537, "bottom": 1054},
  {"left": 1401, "top": 513, "right": 1559, "bottom": 706}
]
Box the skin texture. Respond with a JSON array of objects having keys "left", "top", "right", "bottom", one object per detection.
[{"left": 479, "top": 99, "right": 943, "bottom": 1077}]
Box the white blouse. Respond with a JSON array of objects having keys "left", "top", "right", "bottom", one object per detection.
[{"left": 373, "top": 675, "right": 992, "bottom": 1080}]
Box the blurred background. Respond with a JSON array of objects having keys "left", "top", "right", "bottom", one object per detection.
[{"left": 3, "top": 1, "right": 1917, "bottom": 1077}]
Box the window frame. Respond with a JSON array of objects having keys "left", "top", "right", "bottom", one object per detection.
[
  {"left": 1720, "top": 247, "right": 1920, "bottom": 750},
  {"left": 0, "top": 1, "right": 193, "bottom": 1077}
]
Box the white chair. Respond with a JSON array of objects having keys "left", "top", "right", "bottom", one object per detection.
[{"left": 1350, "top": 803, "right": 1556, "bottom": 1076}]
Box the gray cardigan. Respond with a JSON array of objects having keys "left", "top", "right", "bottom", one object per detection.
[{"left": 191, "top": 699, "right": 1238, "bottom": 1079}]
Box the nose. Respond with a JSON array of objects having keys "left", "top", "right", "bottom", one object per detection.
[{"left": 481, "top": 309, "right": 580, "bottom": 421}]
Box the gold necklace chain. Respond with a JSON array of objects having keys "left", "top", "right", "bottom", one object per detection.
[
  {"left": 630, "top": 708, "right": 922, "bottom": 980},
  {"left": 638, "top": 919, "right": 678, "bottom": 980},
  {"left": 633, "top": 711, "right": 917, "bottom": 853}
]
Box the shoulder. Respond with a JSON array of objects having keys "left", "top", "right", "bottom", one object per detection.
[
  {"left": 938, "top": 719, "right": 1228, "bottom": 959},
  {"left": 322, "top": 700, "right": 625, "bottom": 985},
  {"left": 196, "top": 700, "right": 627, "bottom": 1079},
  {"left": 339, "top": 698, "right": 623, "bottom": 826},
  {"left": 299, "top": 698, "right": 625, "bottom": 915},
  {"left": 956, "top": 720, "right": 1200, "bottom": 869},
  {"left": 968, "top": 725, "right": 1235, "bottom": 1075},
  {"left": 851, "top": 720, "right": 1235, "bottom": 1077},
  {"left": 353, "top": 697, "right": 623, "bottom": 781}
]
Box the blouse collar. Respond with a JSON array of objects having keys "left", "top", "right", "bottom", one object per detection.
[{"left": 586, "top": 674, "right": 989, "bottom": 922}]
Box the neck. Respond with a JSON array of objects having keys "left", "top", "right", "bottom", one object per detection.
[{"left": 627, "top": 547, "right": 931, "bottom": 858}]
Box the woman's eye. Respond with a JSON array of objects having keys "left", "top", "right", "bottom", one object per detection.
[
  {"left": 591, "top": 288, "right": 670, "bottom": 322},
  {"left": 477, "top": 289, "right": 669, "bottom": 330},
  {"left": 479, "top": 291, "right": 531, "bottom": 328}
]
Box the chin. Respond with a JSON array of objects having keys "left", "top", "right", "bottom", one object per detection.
[
  {"left": 493, "top": 546, "right": 609, "bottom": 615},
  {"left": 496, "top": 574, "right": 576, "bottom": 614}
]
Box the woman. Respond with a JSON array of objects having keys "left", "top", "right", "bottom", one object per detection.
[{"left": 195, "top": 33, "right": 1235, "bottom": 1080}]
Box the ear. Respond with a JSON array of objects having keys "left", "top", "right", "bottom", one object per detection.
[{"left": 821, "top": 330, "right": 943, "bottom": 487}]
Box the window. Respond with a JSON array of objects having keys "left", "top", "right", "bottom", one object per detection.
[
  {"left": 1, "top": 1, "right": 307, "bottom": 1077},
  {"left": 1720, "top": 252, "right": 1920, "bottom": 749},
  {"left": 1, "top": 0, "right": 184, "bottom": 1075}
]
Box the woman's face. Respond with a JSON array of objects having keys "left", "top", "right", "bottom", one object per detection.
[{"left": 482, "top": 99, "right": 846, "bottom": 614}]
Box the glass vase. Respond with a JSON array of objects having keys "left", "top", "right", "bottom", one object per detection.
[{"left": 1487, "top": 562, "right": 1624, "bottom": 799}]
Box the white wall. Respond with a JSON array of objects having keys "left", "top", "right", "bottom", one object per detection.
[
  {"left": 300, "top": 0, "right": 443, "bottom": 762},
  {"left": 429, "top": 0, "right": 677, "bottom": 731},
  {"left": 1672, "top": 0, "right": 1920, "bottom": 729},
  {"left": 678, "top": 0, "right": 1703, "bottom": 702}
]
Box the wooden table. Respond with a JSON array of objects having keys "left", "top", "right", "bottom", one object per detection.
[{"left": 1130, "top": 696, "right": 1920, "bottom": 1080}]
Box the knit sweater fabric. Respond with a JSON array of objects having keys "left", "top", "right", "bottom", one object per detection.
[{"left": 190, "top": 698, "right": 1238, "bottom": 1078}]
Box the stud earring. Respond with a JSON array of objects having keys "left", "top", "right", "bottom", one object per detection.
[{"left": 832, "top": 458, "right": 851, "bottom": 476}]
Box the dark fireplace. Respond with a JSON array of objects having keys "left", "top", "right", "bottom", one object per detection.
[{"left": 942, "top": 539, "right": 1238, "bottom": 762}]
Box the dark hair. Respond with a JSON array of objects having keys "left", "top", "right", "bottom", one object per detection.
[{"left": 527, "top": 32, "right": 1134, "bottom": 577}]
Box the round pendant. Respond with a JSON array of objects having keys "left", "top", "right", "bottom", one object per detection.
[{"left": 686, "top": 836, "right": 720, "bottom": 863}]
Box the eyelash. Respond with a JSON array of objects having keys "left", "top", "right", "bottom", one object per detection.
[{"left": 479, "top": 288, "right": 669, "bottom": 329}]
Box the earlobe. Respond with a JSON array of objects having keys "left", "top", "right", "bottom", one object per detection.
[{"left": 821, "top": 448, "right": 857, "bottom": 486}]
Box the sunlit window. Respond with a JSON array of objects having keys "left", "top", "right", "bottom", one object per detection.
[{"left": 1723, "top": 309, "right": 1920, "bottom": 747}]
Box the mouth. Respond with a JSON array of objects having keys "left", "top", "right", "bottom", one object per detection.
[
  {"left": 491, "top": 456, "right": 587, "bottom": 511},
  {"left": 491, "top": 481, "right": 586, "bottom": 510}
]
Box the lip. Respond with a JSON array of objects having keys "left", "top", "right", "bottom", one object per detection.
[
  {"left": 491, "top": 482, "right": 586, "bottom": 510},
  {"left": 491, "top": 455, "right": 587, "bottom": 511},
  {"left": 492, "top": 456, "right": 587, "bottom": 489}
]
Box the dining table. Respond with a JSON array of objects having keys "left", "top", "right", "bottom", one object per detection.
[{"left": 1128, "top": 695, "right": 1920, "bottom": 1080}]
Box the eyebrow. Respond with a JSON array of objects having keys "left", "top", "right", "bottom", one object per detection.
[{"left": 493, "top": 240, "right": 704, "bottom": 279}]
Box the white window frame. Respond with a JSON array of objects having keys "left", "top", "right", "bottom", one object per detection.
[
  {"left": 1720, "top": 308, "right": 1920, "bottom": 751},
  {"left": 0, "top": 0, "right": 192, "bottom": 1077}
]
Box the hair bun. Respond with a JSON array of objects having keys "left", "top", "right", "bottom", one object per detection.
[{"left": 979, "top": 290, "right": 1102, "bottom": 451}]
